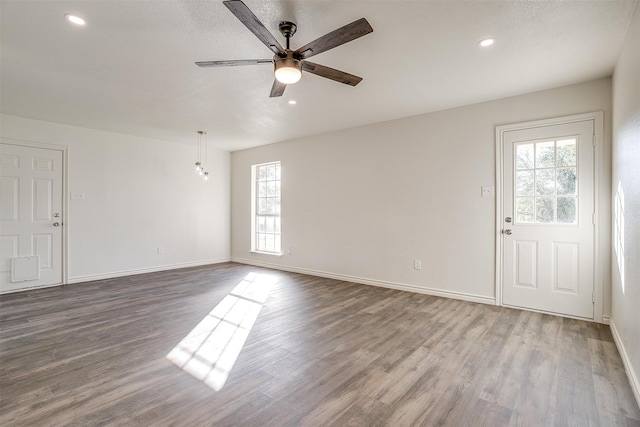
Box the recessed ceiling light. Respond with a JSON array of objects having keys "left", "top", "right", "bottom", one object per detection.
[
  {"left": 479, "top": 38, "right": 495, "bottom": 47},
  {"left": 288, "top": 100, "right": 297, "bottom": 105},
  {"left": 65, "top": 14, "right": 86, "bottom": 26}
]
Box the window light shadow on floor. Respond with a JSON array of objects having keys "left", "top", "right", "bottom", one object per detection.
[{"left": 166, "top": 272, "right": 276, "bottom": 391}]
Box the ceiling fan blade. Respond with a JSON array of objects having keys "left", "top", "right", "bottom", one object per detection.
[
  {"left": 294, "top": 18, "right": 373, "bottom": 60},
  {"left": 302, "top": 61, "right": 363, "bottom": 86},
  {"left": 270, "top": 80, "right": 286, "bottom": 97},
  {"left": 223, "top": 0, "right": 285, "bottom": 56},
  {"left": 196, "top": 59, "right": 273, "bottom": 67}
]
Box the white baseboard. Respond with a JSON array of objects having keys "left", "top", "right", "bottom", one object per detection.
[
  {"left": 602, "top": 315, "right": 611, "bottom": 325},
  {"left": 231, "top": 257, "right": 496, "bottom": 306},
  {"left": 610, "top": 319, "right": 640, "bottom": 409},
  {"left": 0, "top": 281, "right": 63, "bottom": 295},
  {"left": 66, "top": 258, "right": 231, "bottom": 284}
]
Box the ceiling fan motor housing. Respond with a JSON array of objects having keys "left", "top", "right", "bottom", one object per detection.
[{"left": 279, "top": 21, "right": 297, "bottom": 39}]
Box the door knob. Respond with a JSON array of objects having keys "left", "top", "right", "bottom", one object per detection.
[
  {"left": 53, "top": 222, "right": 60, "bottom": 227},
  {"left": 503, "top": 229, "right": 512, "bottom": 235}
]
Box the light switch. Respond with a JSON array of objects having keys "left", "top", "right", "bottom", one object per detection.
[
  {"left": 481, "top": 186, "right": 494, "bottom": 197},
  {"left": 70, "top": 192, "right": 85, "bottom": 201}
]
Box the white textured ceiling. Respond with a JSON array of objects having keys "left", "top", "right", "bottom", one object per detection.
[{"left": 1, "top": 0, "right": 636, "bottom": 151}]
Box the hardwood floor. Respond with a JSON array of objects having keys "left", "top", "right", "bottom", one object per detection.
[{"left": 1, "top": 262, "right": 638, "bottom": 426}]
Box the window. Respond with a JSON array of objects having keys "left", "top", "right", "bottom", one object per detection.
[
  {"left": 514, "top": 138, "right": 577, "bottom": 224},
  {"left": 251, "top": 161, "right": 281, "bottom": 254}
]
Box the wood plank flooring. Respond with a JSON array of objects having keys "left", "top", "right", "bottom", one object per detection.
[{"left": 1, "top": 262, "right": 638, "bottom": 426}]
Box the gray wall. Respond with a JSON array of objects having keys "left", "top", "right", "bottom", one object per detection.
[
  {"left": 611, "top": 3, "right": 640, "bottom": 406},
  {"left": 231, "top": 78, "right": 612, "bottom": 309},
  {"left": 1, "top": 115, "right": 231, "bottom": 282}
]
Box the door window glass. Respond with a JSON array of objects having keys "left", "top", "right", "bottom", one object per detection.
[{"left": 515, "top": 138, "right": 577, "bottom": 224}]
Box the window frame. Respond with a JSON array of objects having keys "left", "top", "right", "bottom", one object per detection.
[
  {"left": 513, "top": 137, "right": 579, "bottom": 225},
  {"left": 250, "top": 161, "right": 282, "bottom": 255}
]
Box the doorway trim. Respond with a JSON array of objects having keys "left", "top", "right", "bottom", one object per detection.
[
  {"left": 1, "top": 137, "right": 69, "bottom": 288},
  {"left": 495, "top": 112, "right": 605, "bottom": 323}
]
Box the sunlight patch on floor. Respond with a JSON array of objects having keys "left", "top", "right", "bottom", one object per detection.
[{"left": 166, "top": 272, "right": 276, "bottom": 390}]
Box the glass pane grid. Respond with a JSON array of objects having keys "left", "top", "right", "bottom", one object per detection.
[
  {"left": 514, "top": 138, "right": 577, "bottom": 225},
  {"left": 254, "top": 162, "right": 281, "bottom": 253}
]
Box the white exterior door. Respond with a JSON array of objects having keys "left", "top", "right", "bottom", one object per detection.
[
  {"left": 1, "top": 143, "right": 63, "bottom": 293},
  {"left": 501, "top": 120, "right": 595, "bottom": 319}
]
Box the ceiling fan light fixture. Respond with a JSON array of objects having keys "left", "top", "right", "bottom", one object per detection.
[
  {"left": 274, "top": 57, "right": 302, "bottom": 84},
  {"left": 196, "top": 2, "right": 373, "bottom": 97}
]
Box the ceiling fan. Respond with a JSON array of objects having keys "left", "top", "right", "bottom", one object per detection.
[{"left": 196, "top": 0, "right": 374, "bottom": 97}]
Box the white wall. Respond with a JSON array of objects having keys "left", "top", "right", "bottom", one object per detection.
[
  {"left": 1, "top": 114, "right": 230, "bottom": 283},
  {"left": 611, "top": 3, "right": 640, "bottom": 405},
  {"left": 231, "top": 78, "right": 612, "bottom": 307}
]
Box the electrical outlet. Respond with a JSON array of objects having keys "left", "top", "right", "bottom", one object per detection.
[
  {"left": 287, "top": 246, "right": 292, "bottom": 255},
  {"left": 157, "top": 247, "right": 163, "bottom": 255},
  {"left": 414, "top": 259, "right": 422, "bottom": 270}
]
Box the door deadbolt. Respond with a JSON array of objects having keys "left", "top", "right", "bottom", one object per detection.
[{"left": 505, "top": 217, "right": 512, "bottom": 223}]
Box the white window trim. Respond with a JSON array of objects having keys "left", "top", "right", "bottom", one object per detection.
[
  {"left": 250, "top": 161, "right": 282, "bottom": 256},
  {"left": 250, "top": 250, "right": 283, "bottom": 256}
]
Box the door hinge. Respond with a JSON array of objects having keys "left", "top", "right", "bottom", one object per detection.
[{"left": 592, "top": 213, "right": 596, "bottom": 225}]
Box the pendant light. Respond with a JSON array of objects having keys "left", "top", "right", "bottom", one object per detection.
[
  {"left": 194, "top": 131, "right": 209, "bottom": 183},
  {"left": 195, "top": 131, "right": 204, "bottom": 175}
]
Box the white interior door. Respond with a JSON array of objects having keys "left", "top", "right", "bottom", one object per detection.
[
  {"left": 1, "top": 143, "right": 63, "bottom": 293},
  {"left": 501, "top": 120, "right": 594, "bottom": 319}
]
